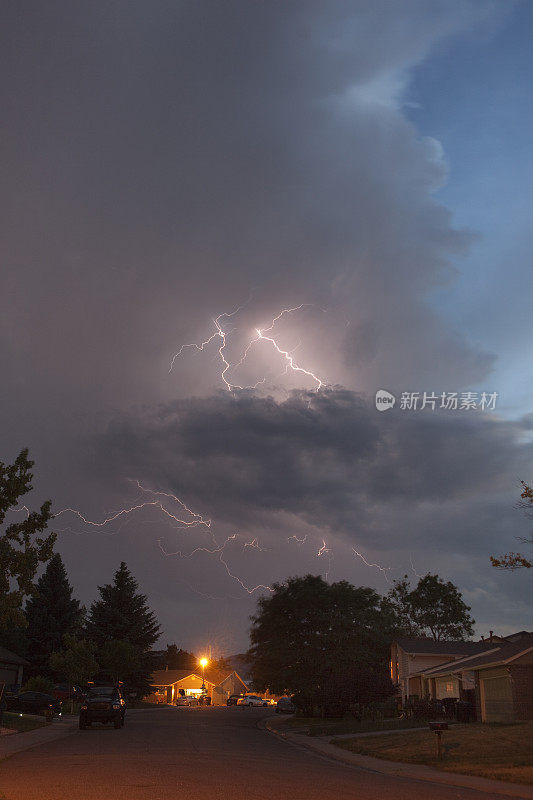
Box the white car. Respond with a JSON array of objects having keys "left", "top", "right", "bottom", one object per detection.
[
  {"left": 236, "top": 694, "right": 267, "bottom": 707},
  {"left": 175, "top": 696, "right": 192, "bottom": 706}
]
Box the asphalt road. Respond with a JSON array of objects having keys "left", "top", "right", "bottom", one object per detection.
[{"left": 0, "top": 706, "right": 520, "bottom": 800}]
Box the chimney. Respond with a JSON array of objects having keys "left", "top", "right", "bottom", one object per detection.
[{"left": 489, "top": 630, "right": 494, "bottom": 642}]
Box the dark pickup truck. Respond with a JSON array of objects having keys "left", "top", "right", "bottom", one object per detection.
[{"left": 79, "top": 686, "right": 126, "bottom": 729}]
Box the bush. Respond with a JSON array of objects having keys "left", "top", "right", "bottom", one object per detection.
[
  {"left": 404, "top": 697, "right": 449, "bottom": 720},
  {"left": 21, "top": 675, "right": 55, "bottom": 694}
]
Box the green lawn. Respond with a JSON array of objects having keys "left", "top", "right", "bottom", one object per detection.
[
  {"left": 284, "top": 716, "right": 426, "bottom": 737},
  {"left": 0, "top": 712, "right": 49, "bottom": 734},
  {"left": 334, "top": 722, "right": 533, "bottom": 785}
]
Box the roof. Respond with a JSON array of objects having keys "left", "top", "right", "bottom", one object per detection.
[
  {"left": 423, "top": 632, "right": 533, "bottom": 675},
  {"left": 151, "top": 667, "right": 230, "bottom": 687},
  {"left": 217, "top": 670, "right": 249, "bottom": 688},
  {"left": 0, "top": 646, "right": 30, "bottom": 667},
  {"left": 395, "top": 638, "right": 489, "bottom": 657},
  {"left": 503, "top": 631, "right": 531, "bottom": 642}
]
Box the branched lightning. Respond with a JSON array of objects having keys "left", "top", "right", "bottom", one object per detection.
[
  {"left": 169, "top": 301, "right": 326, "bottom": 391},
  {"left": 157, "top": 532, "right": 273, "bottom": 594},
  {"left": 53, "top": 480, "right": 212, "bottom": 543},
  {"left": 168, "top": 298, "right": 251, "bottom": 388},
  {"left": 243, "top": 537, "right": 268, "bottom": 552},
  {"left": 52, "top": 482, "right": 273, "bottom": 596},
  {"left": 15, "top": 475, "right": 406, "bottom": 599}
]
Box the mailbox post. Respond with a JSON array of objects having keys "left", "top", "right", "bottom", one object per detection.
[{"left": 428, "top": 721, "right": 448, "bottom": 759}]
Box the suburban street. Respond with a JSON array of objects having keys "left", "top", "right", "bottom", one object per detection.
[{"left": 0, "top": 707, "right": 522, "bottom": 800}]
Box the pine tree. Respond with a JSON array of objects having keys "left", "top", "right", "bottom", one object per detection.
[
  {"left": 0, "top": 449, "right": 56, "bottom": 630},
  {"left": 85, "top": 562, "right": 161, "bottom": 695},
  {"left": 25, "top": 552, "right": 84, "bottom": 673}
]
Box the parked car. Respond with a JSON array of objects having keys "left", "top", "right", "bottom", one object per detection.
[
  {"left": 237, "top": 695, "right": 265, "bottom": 707},
  {"left": 5, "top": 691, "right": 62, "bottom": 716},
  {"left": 176, "top": 696, "right": 193, "bottom": 706},
  {"left": 79, "top": 686, "right": 126, "bottom": 729},
  {"left": 276, "top": 697, "right": 296, "bottom": 714},
  {"left": 226, "top": 694, "right": 244, "bottom": 706}
]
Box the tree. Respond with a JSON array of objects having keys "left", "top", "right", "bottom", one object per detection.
[
  {"left": 247, "top": 575, "right": 395, "bottom": 716},
  {"left": 491, "top": 481, "right": 533, "bottom": 570},
  {"left": 25, "top": 552, "right": 84, "bottom": 673},
  {"left": 387, "top": 574, "right": 474, "bottom": 641},
  {"left": 22, "top": 675, "right": 55, "bottom": 695},
  {"left": 162, "top": 644, "right": 197, "bottom": 671},
  {"left": 385, "top": 576, "right": 422, "bottom": 638},
  {"left": 99, "top": 639, "right": 140, "bottom": 684},
  {"left": 49, "top": 635, "right": 98, "bottom": 710},
  {"left": 210, "top": 655, "right": 233, "bottom": 674},
  {"left": 85, "top": 562, "right": 161, "bottom": 696},
  {"left": 0, "top": 449, "right": 56, "bottom": 629}
]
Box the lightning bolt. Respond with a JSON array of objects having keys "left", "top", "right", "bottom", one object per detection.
[
  {"left": 53, "top": 482, "right": 273, "bottom": 596},
  {"left": 352, "top": 547, "right": 392, "bottom": 583},
  {"left": 317, "top": 539, "right": 331, "bottom": 558},
  {"left": 157, "top": 533, "right": 273, "bottom": 594},
  {"left": 243, "top": 537, "right": 268, "bottom": 552},
  {"left": 17, "top": 479, "right": 401, "bottom": 599},
  {"left": 169, "top": 301, "right": 326, "bottom": 391},
  {"left": 254, "top": 305, "right": 324, "bottom": 390},
  {"left": 316, "top": 538, "right": 333, "bottom": 581},
  {"left": 409, "top": 556, "right": 424, "bottom": 579},
  {"left": 53, "top": 480, "right": 212, "bottom": 543},
  {"left": 168, "top": 303, "right": 245, "bottom": 391}
]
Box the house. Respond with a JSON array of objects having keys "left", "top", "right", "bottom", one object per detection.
[
  {"left": 418, "top": 631, "right": 533, "bottom": 723},
  {"left": 149, "top": 667, "right": 248, "bottom": 706},
  {"left": 0, "top": 647, "right": 29, "bottom": 690},
  {"left": 390, "top": 637, "right": 494, "bottom": 704}
]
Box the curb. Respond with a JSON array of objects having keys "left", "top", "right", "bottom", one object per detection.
[{"left": 262, "top": 717, "right": 533, "bottom": 799}]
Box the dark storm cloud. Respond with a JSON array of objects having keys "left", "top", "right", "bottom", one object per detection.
[
  {"left": 94, "top": 389, "right": 533, "bottom": 555},
  {"left": 1, "top": 0, "right": 499, "bottom": 422}
]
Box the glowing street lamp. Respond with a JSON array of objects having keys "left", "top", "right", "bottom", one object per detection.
[{"left": 199, "top": 658, "right": 208, "bottom": 693}]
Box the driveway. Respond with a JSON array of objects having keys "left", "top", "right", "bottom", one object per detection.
[{"left": 0, "top": 706, "right": 524, "bottom": 800}]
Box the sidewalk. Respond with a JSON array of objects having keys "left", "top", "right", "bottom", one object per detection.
[
  {"left": 263, "top": 716, "right": 533, "bottom": 799},
  {"left": 0, "top": 717, "right": 78, "bottom": 760},
  {"left": 0, "top": 706, "right": 170, "bottom": 761}
]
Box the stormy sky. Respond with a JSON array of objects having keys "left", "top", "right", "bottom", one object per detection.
[{"left": 1, "top": 1, "right": 531, "bottom": 656}]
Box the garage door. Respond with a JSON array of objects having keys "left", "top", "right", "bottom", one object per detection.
[{"left": 481, "top": 674, "right": 514, "bottom": 723}]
